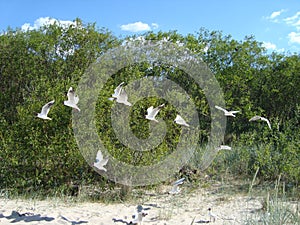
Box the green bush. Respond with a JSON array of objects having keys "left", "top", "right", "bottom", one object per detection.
[{"left": 0, "top": 23, "right": 299, "bottom": 194}]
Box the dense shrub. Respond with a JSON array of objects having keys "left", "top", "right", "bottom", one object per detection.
[{"left": 0, "top": 22, "right": 299, "bottom": 193}]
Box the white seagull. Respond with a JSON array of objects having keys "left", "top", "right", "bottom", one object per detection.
[
  {"left": 93, "top": 150, "right": 109, "bottom": 172},
  {"left": 145, "top": 104, "right": 165, "bottom": 122},
  {"left": 216, "top": 145, "right": 232, "bottom": 151},
  {"left": 115, "top": 88, "right": 132, "bottom": 106},
  {"left": 249, "top": 115, "right": 272, "bottom": 130},
  {"left": 37, "top": 100, "right": 55, "bottom": 120},
  {"left": 174, "top": 114, "right": 189, "bottom": 127},
  {"left": 64, "top": 87, "right": 80, "bottom": 111},
  {"left": 109, "top": 82, "right": 124, "bottom": 100},
  {"left": 169, "top": 177, "right": 185, "bottom": 194},
  {"left": 215, "top": 105, "right": 239, "bottom": 117}
]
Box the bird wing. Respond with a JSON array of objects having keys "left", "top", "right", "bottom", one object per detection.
[
  {"left": 229, "top": 110, "right": 239, "bottom": 114},
  {"left": 112, "top": 82, "right": 124, "bottom": 98},
  {"left": 175, "top": 114, "right": 189, "bottom": 126},
  {"left": 117, "top": 88, "right": 128, "bottom": 102},
  {"left": 172, "top": 177, "right": 185, "bottom": 186},
  {"left": 175, "top": 114, "right": 184, "bottom": 123},
  {"left": 215, "top": 105, "right": 228, "bottom": 113},
  {"left": 146, "top": 106, "right": 154, "bottom": 115},
  {"left": 67, "top": 87, "right": 79, "bottom": 104},
  {"left": 261, "top": 117, "right": 272, "bottom": 129},
  {"left": 116, "top": 89, "right": 132, "bottom": 106},
  {"left": 99, "top": 158, "right": 109, "bottom": 167},
  {"left": 95, "top": 150, "right": 103, "bottom": 162},
  {"left": 175, "top": 114, "right": 181, "bottom": 121},
  {"left": 219, "top": 145, "right": 232, "bottom": 150},
  {"left": 67, "top": 87, "right": 73, "bottom": 100},
  {"left": 249, "top": 115, "right": 261, "bottom": 121},
  {"left": 41, "top": 100, "right": 55, "bottom": 116},
  {"left": 149, "top": 104, "right": 164, "bottom": 118}
]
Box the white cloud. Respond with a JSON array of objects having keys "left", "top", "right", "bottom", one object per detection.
[
  {"left": 21, "top": 23, "right": 31, "bottom": 31},
  {"left": 120, "top": 21, "right": 151, "bottom": 32},
  {"left": 270, "top": 10, "right": 285, "bottom": 19},
  {"left": 265, "top": 9, "right": 286, "bottom": 22},
  {"left": 288, "top": 32, "right": 300, "bottom": 44},
  {"left": 284, "top": 11, "right": 300, "bottom": 29},
  {"left": 264, "top": 10, "right": 300, "bottom": 48},
  {"left": 283, "top": 12, "right": 300, "bottom": 45},
  {"left": 120, "top": 21, "right": 159, "bottom": 32},
  {"left": 262, "top": 41, "right": 277, "bottom": 50},
  {"left": 21, "top": 17, "right": 76, "bottom": 31}
]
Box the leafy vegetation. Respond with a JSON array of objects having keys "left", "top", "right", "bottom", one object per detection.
[{"left": 0, "top": 19, "right": 299, "bottom": 195}]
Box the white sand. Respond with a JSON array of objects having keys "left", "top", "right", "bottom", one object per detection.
[{"left": 0, "top": 183, "right": 269, "bottom": 225}]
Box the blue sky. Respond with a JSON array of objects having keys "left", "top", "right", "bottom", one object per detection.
[{"left": 1, "top": 0, "right": 300, "bottom": 53}]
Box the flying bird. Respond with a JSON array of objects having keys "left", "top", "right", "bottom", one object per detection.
[
  {"left": 115, "top": 88, "right": 132, "bottom": 106},
  {"left": 108, "top": 82, "right": 132, "bottom": 106},
  {"left": 169, "top": 177, "right": 185, "bottom": 194},
  {"left": 215, "top": 105, "right": 239, "bottom": 117},
  {"left": 249, "top": 115, "right": 271, "bottom": 130},
  {"left": 109, "top": 82, "right": 124, "bottom": 101},
  {"left": 64, "top": 87, "right": 80, "bottom": 111},
  {"left": 174, "top": 114, "right": 189, "bottom": 127},
  {"left": 145, "top": 104, "right": 165, "bottom": 122},
  {"left": 93, "top": 150, "right": 108, "bottom": 172},
  {"left": 37, "top": 100, "right": 55, "bottom": 120}
]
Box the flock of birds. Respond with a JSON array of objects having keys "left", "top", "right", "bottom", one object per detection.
[
  {"left": 214, "top": 105, "right": 272, "bottom": 129},
  {"left": 36, "top": 83, "right": 194, "bottom": 173},
  {"left": 36, "top": 82, "right": 272, "bottom": 174},
  {"left": 36, "top": 87, "right": 80, "bottom": 120},
  {"left": 35, "top": 82, "right": 272, "bottom": 223}
]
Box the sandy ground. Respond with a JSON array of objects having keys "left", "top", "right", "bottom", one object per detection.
[{"left": 0, "top": 182, "right": 292, "bottom": 225}]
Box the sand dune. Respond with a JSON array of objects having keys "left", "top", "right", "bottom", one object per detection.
[{"left": 0, "top": 184, "right": 276, "bottom": 225}]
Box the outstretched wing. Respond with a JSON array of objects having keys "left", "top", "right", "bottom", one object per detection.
[
  {"left": 215, "top": 105, "right": 228, "bottom": 113},
  {"left": 169, "top": 178, "right": 184, "bottom": 194},
  {"left": 116, "top": 88, "right": 132, "bottom": 106},
  {"left": 149, "top": 104, "right": 164, "bottom": 118},
  {"left": 261, "top": 117, "right": 272, "bottom": 130},
  {"left": 112, "top": 82, "right": 124, "bottom": 98},
  {"left": 94, "top": 151, "right": 108, "bottom": 171},
  {"left": 41, "top": 100, "right": 55, "bottom": 116},
  {"left": 67, "top": 87, "right": 79, "bottom": 104},
  {"left": 95, "top": 150, "right": 103, "bottom": 162},
  {"left": 172, "top": 177, "right": 185, "bottom": 186},
  {"left": 249, "top": 115, "right": 261, "bottom": 121},
  {"left": 175, "top": 114, "right": 189, "bottom": 126},
  {"left": 229, "top": 110, "right": 239, "bottom": 114},
  {"left": 99, "top": 158, "right": 109, "bottom": 167},
  {"left": 146, "top": 106, "right": 154, "bottom": 115},
  {"left": 219, "top": 145, "right": 232, "bottom": 150},
  {"left": 175, "top": 114, "right": 184, "bottom": 123},
  {"left": 67, "top": 87, "right": 74, "bottom": 101}
]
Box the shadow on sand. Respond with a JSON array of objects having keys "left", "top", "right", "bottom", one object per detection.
[{"left": 0, "top": 210, "right": 55, "bottom": 223}]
